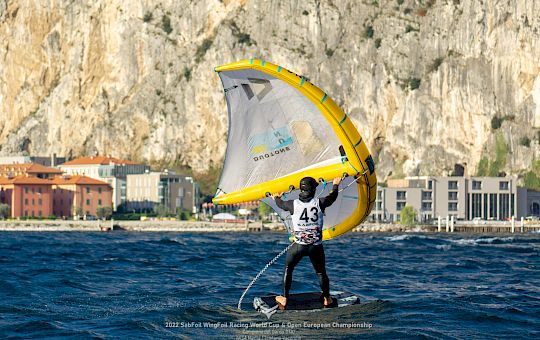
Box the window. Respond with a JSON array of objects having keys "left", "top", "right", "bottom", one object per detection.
[
  {"left": 86, "top": 187, "right": 90, "bottom": 194},
  {"left": 38, "top": 187, "right": 42, "bottom": 194},
  {"left": 422, "top": 202, "right": 432, "bottom": 211},
  {"left": 428, "top": 181, "right": 433, "bottom": 190},
  {"left": 396, "top": 202, "right": 406, "bottom": 211},
  {"left": 466, "top": 194, "right": 470, "bottom": 219},
  {"left": 376, "top": 202, "right": 382, "bottom": 210},
  {"left": 24, "top": 210, "right": 28, "bottom": 216},
  {"left": 25, "top": 198, "right": 28, "bottom": 205},
  {"left": 484, "top": 193, "right": 488, "bottom": 220},
  {"left": 98, "top": 187, "right": 102, "bottom": 194},
  {"left": 38, "top": 211, "right": 42, "bottom": 217},
  {"left": 511, "top": 193, "right": 515, "bottom": 216},
  {"left": 499, "top": 181, "right": 509, "bottom": 190},
  {"left": 472, "top": 193, "right": 482, "bottom": 218},
  {"left": 86, "top": 199, "right": 90, "bottom": 206},
  {"left": 499, "top": 194, "right": 510, "bottom": 220},
  {"left": 472, "top": 180, "right": 482, "bottom": 190},
  {"left": 448, "top": 202, "right": 458, "bottom": 211},
  {"left": 25, "top": 188, "right": 28, "bottom": 194},
  {"left": 32, "top": 188, "right": 35, "bottom": 193},
  {"left": 38, "top": 199, "right": 42, "bottom": 206},
  {"left": 448, "top": 192, "right": 458, "bottom": 200},
  {"left": 489, "top": 194, "right": 497, "bottom": 219},
  {"left": 32, "top": 199, "right": 35, "bottom": 205},
  {"left": 31, "top": 211, "right": 35, "bottom": 217},
  {"left": 448, "top": 181, "right": 458, "bottom": 190},
  {"left": 98, "top": 199, "right": 102, "bottom": 205},
  {"left": 422, "top": 191, "right": 432, "bottom": 200},
  {"left": 396, "top": 191, "right": 406, "bottom": 200}
]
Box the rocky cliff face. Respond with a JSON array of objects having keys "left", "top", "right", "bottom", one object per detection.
[{"left": 0, "top": 0, "right": 539, "bottom": 181}]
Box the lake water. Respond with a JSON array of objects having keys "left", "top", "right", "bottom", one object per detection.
[{"left": 0, "top": 231, "right": 539, "bottom": 339}]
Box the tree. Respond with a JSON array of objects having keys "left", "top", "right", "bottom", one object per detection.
[
  {"left": 0, "top": 203, "right": 9, "bottom": 220},
  {"left": 96, "top": 206, "right": 113, "bottom": 220},
  {"left": 176, "top": 208, "right": 191, "bottom": 220},
  {"left": 153, "top": 203, "right": 169, "bottom": 217},
  {"left": 143, "top": 11, "right": 152, "bottom": 23},
  {"left": 400, "top": 205, "right": 416, "bottom": 226},
  {"left": 72, "top": 206, "right": 83, "bottom": 218},
  {"left": 161, "top": 15, "right": 172, "bottom": 34},
  {"left": 258, "top": 201, "right": 273, "bottom": 221}
]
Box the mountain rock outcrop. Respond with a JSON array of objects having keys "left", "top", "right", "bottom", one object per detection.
[{"left": 0, "top": 0, "right": 539, "bottom": 181}]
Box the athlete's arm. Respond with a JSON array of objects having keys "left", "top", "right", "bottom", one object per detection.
[
  {"left": 273, "top": 193, "right": 294, "bottom": 214},
  {"left": 319, "top": 177, "right": 342, "bottom": 210}
]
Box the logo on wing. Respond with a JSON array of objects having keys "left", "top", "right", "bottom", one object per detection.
[{"left": 249, "top": 126, "right": 293, "bottom": 162}]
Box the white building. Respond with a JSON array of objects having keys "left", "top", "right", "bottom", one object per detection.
[
  {"left": 125, "top": 170, "right": 200, "bottom": 214},
  {"left": 372, "top": 176, "right": 536, "bottom": 222}
]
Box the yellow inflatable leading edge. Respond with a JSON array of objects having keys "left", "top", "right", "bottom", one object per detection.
[{"left": 213, "top": 59, "right": 377, "bottom": 240}]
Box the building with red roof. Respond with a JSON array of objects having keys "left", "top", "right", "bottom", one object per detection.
[
  {"left": 61, "top": 155, "right": 140, "bottom": 166},
  {"left": 59, "top": 155, "right": 150, "bottom": 211},
  {"left": 51, "top": 175, "right": 113, "bottom": 218},
  {"left": 0, "top": 163, "right": 63, "bottom": 179},
  {"left": 0, "top": 174, "right": 113, "bottom": 219},
  {"left": 0, "top": 175, "right": 54, "bottom": 218}
]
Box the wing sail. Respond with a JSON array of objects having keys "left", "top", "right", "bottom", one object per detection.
[{"left": 213, "top": 59, "right": 377, "bottom": 240}]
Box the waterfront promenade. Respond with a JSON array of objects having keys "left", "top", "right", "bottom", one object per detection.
[{"left": 0, "top": 220, "right": 539, "bottom": 233}]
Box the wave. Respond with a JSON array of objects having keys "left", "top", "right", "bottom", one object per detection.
[
  {"left": 449, "top": 237, "right": 514, "bottom": 246},
  {"left": 149, "top": 237, "right": 188, "bottom": 246},
  {"left": 385, "top": 234, "right": 429, "bottom": 242}
]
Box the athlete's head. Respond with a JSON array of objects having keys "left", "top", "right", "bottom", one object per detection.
[{"left": 299, "top": 176, "right": 318, "bottom": 201}]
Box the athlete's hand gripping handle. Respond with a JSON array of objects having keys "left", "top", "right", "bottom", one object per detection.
[
  {"left": 333, "top": 177, "right": 342, "bottom": 186},
  {"left": 271, "top": 192, "right": 284, "bottom": 199}
]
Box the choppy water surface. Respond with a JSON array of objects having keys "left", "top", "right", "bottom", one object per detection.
[{"left": 0, "top": 231, "right": 539, "bottom": 339}]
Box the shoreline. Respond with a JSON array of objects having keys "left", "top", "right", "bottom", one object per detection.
[{"left": 0, "top": 220, "right": 538, "bottom": 233}]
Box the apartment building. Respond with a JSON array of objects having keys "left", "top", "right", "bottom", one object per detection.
[
  {"left": 125, "top": 170, "right": 200, "bottom": 214},
  {"left": 0, "top": 163, "right": 63, "bottom": 179},
  {"left": 0, "top": 174, "right": 113, "bottom": 219},
  {"left": 52, "top": 175, "right": 113, "bottom": 218},
  {"left": 59, "top": 156, "right": 149, "bottom": 210},
  {"left": 373, "top": 176, "right": 533, "bottom": 222},
  {"left": 0, "top": 176, "right": 54, "bottom": 218}
]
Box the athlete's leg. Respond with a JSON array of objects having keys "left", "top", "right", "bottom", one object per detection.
[
  {"left": 308, "top": 244, "right": 331, "bottom": 302},
  {"left": 276, "top": 243, "right": 305, "bottom": 307},
  {"left": 283, "top": 243, "right": 305, "bottom": 297}
]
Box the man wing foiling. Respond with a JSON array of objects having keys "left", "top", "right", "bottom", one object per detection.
[{"left": 272, "top": 176, "right": 342, "bottom": 309}]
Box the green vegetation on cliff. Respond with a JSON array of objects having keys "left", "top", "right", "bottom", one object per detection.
[
  {"left": 476, "top": 133, "right": 508, "bottom": 176},
  {"left": 523, "top": 160, "right": 540, "bottom": 191}
]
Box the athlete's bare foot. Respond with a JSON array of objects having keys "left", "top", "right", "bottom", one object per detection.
[
  {"left": 323, "top": 296, "right": 333, "bottom": 307},
  {"left": 275, "top": 295, "right": 287, "bottom": 309}
]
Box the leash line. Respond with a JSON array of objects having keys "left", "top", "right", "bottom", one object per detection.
[{"left": 237, "top": 242, "right": 294, "bottom": 310}]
